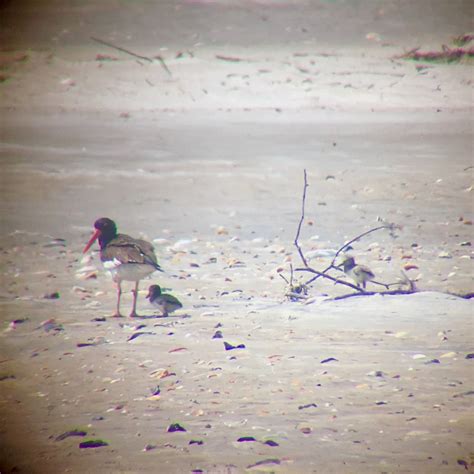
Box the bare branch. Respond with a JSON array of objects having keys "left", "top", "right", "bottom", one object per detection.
[
  {"left": 294, "top": 169, "right": 310, "bottom": 268},
  {"left": 287, "top": 170, "right": 413, "bottom": 298},
  {"left": 399, "top": 270, "right": 416, "bottom": 292},
  {"left": 91, "top": 36, "right": 153, "bottom": 63},
  {"left": 332, "top": 224, "right": 396, "bottom": 263},
  {"left": 91, "top": 36, "right": 173, "bottom": 77},
  {"left": 278, "top": 273, "right": 290, "bottom": 285},
  {"left": 369, "top": 279, "right": 390, "bottom": 290},
  {"left": 327, "top": 289, "right": 417, "bottom": 301},
  {"left": 303, "top": 224, "right": 396, "bottom": 285},
  {"left": 295, "top": 267, "right": 365, "bottom": 292}
]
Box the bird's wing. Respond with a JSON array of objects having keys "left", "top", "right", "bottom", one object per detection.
[
  {"left": 163, "top": 294, "right": 183, "bottom": 307},
  {"left": 354, "top": 265, "right": 375, "bottom": 280},
  {"left": 134, "top": 238, "right": 160, "bottom": 266},
  {"left": 102, "top": 234, "right": 162, "bottom": 270}
]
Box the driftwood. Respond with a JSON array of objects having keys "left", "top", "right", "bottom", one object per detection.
[
  {"left": 395, "top": 45, "right": 474, "bottom": 63},
  {"left": 91, "top": 36, "right": 153, "bottom": 62},
  {"left": 285, "top": 170, "right": 416, "bottom": 299},
  {"left": 91, "top": 37, "right": 172, "bottom": 77},
  {"left": 293, "top": 169, "right": 310, "bottom": 268}
]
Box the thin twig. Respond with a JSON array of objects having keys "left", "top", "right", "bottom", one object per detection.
[
  {"left": 279, "top": 273, "right": 290, "bottom": 285},
  {"left": 91, "top": 37, "right": 153, "bottom": 63},
  {"left": 295, "top": 267, "right": 365, "bottom": 293},
  {"left": 332, "top": 224, "right": 395, "bottom": 264},
  {"left": 289, "top": 171, "right": 412, "bottom": 296},
  {"left": 303, "top": 264, "right": 339, "bottom": 286},
  {"left": 91, "top": 36, "right": 173, "bottom": 77},
  {"left": 398, "top": 270, "right": 416, "bottom": 292},
  {"left": 303, "top": 224, "right": 395, "bottom": 285},
  {"left": 327, "top": 289, "right": 418, "bottom": 301},
  {"left": 369, "top": 280, "right": 390, "bottom": 290},
  {"left": 215, "top": 55, "right": 246, "bottom": 62},
  {"left": 155, "top": 55, "right": 173, "bottom": 77},
  {"left": 294, "top": 169, "right": 309, "bottom": 267}
]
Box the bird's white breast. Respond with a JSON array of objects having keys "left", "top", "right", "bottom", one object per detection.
[{"left": 103, "top": 260, "right": 156, "bottom": 282}]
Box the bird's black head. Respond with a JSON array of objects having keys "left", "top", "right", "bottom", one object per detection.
[
  {"left": 147, "top": 284, "right": 162, "bottom": 300},
  {"left": 94, "top": 217, "right": 116, "bottom": 233},
  {"left": 83, "top": 217, "right": 118, "bottom": 253},
  {"left": 93, "top": 218, "right": 117, "bottom": 248}
]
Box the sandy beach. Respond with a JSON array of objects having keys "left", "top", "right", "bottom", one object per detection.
[{"left": 1, "top": 1, "right": 473, "bottom": 472}]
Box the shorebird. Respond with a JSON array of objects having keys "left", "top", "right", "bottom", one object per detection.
[
  {"left": 83, "top": 217, "right": 163, "bottom": 317},
  {"left": 146, "top": 284, "right": 182, "bottom": 317},
  {"left": 340, "top": 255, "right": 375, "bottom": 290}
]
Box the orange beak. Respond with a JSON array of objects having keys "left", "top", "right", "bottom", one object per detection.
[{"left": 83, "top": 229, "right": 101, "bottom": 254}]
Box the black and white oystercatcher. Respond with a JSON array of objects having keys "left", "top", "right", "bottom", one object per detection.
[
  {"left": 146, "top": 284, "right": 182, "bottom": 317},
  {"left": 83, "top": 218, "right": 163, "bottom": 317}
]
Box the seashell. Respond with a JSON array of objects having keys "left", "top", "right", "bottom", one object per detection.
[
  {"left": 216, "top": 226, "right": 228, "bottom": 235},
  {"left": 366, "top": 32, "right": 381, "bottom": 41},
  {"left": 237, "top": 436, "right": 256, "bottom": 442},
  {"left": 172, "top": 239, "right": 193, "bottom": 250},
  {"left": 79, "top": 439, "right": 108, "bottom": 448},
  {"left": 297, "top": 423, "right": 313, "bottom": 434},
  {"left": 306, "top": 249, "right": 337, "bottom": 258},
  {"left": 167, "top": 423, "right": 186, "bottom": 433},
  {"left": 60, "top": 78, "right": 75, "bottom": 86},
  {"left": 438, "top": 251, "right": 452, "bottom": 258},
  {"left": 77, "top": 265, "right": 97, "bottom": 273},
  {"left": 189, "top": 439, "right": 204, "bottom": 445},
  {"left": 149, "top": 369, "right": 176, "bottom": 379},
  {"left": 84, "top": 301, "right": 101, "bottom": 308},
  {"left": 80, "top": 255, "right": 93, "bottom": 265},
  {"left": 55, "top": 429, "right": 87, "bottom": 441},
  {"left": 263, "top": 439, "right": 279, "bottom": 447},
  {"left": 152, "top": 238, "right": 170, "bottom": 245},
  {"left": 77, "top": 270, "right": 98, "bottom": 280},
  {"left": 439, "top": 352, "right": 457, "bottom": 358}
]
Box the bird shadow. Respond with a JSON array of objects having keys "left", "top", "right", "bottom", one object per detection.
[{"left": 133, "top": 313, "right": 192, "bottom": 320}]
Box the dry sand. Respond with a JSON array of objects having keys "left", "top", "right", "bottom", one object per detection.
[{"left": 1, "top": 1, "right": 473, "bottom": 473}]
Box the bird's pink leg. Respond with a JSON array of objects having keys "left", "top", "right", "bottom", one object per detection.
[
  {"left": 112, "top": 281, "right": 124, "bottom": 318},
  {"left": 129, "top": 282, "right": 139, "bottom": 318}
]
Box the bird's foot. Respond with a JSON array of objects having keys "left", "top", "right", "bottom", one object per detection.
[
  {"left": 111, "top": 312, "right": 125, "bottom": 318},
  {"left": 129, "top": 311, "right": 141, "bottom": 318}
]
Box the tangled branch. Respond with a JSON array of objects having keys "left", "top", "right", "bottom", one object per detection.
[{"left": 284, "top": 170, "right": 415, "bottom": 299}]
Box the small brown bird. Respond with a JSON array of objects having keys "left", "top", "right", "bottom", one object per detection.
[
  {"left": 147, "top": 285, "right": 183, "bottom": 317},
  {"left": 341, "top": 255, "right": 375, "bottom": 289},
  {"left": 83, "top": 218, "right": 163, "bottom": 317}
]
